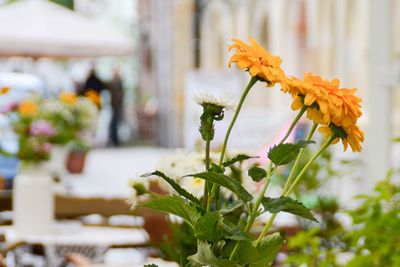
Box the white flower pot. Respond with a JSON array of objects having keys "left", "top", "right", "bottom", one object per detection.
[{"left": 13, "top": 163, "right": 54, "bottom": 235}]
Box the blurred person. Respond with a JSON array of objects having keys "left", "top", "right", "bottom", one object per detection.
[
  {"left": 107, "top": 66, "right": 124, "bottom": 146},
  {"left": 81, "top": 68, "right": 106, "bottom": 96}
]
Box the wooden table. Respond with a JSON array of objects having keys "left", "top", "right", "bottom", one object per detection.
[{"left": 0, "top": 191, "right": 132, "bottom": 218}]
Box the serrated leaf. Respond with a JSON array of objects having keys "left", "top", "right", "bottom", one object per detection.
[
  {"left": 262, "top": 196, "right": 318, "bottom": 222},
  {"left": 139, "top": 195, "right": 201, "bottom": 227},
  {"left": 194, "top": 212, "right": 223, "bottom": 242},
  {"left": 188, "top": 241, "right": 240, "bottom": 267},
  {"left": 230, "top": 233, "right": 283, "bottom": 266},
  {"left": 219, "top": 201, "right": 244, "bottom": 215},
  {"left": 189, "top": 171, "right": 253, "bottom": 202},
  {"left": 268, "top": 140, "right": 314, "bottom": 166},
  {"left": 222, "top": 221, "right": 251, "bottom": 241},
  {"left": 142, "top": 171, "right": 202, "bottom": 206},
  {"left": 223, "top": 154, "right": 258, "bottom": 167},
  {"left": 248, "top": 166, "right": 267, "bottom": 182}
]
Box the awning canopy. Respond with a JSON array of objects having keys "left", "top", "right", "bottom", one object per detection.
[{"left": 0, "top": 0, "right": 133, "bottom": 58}]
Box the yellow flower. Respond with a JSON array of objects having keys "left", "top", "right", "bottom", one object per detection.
[
  {"left": 18, "top": 100, "right": 38, "bottom": 116},
  {"left": 60, "top": 91, "right": 77, "bottom": 105},
  {"left": 327, "top": 88, "right": 362, "bottom": 128},
  {"left": 319, "top": 124, "right": 364, "bottom": 152},
  {"left": 85, "top": 90, "right": 101, "bottom": 107},
  {"left": 228, "top": 38, "right": 286, "bottom": 86},
  {"left": 0, "top": 86, "right": 10, "bottom": 95}
]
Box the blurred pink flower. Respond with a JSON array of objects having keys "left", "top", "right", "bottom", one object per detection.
[
  {"left": 0, "top": 101, "right": 18, "bottom": 113},
  {"left": 42, "top": 143, "right": 52, "bottom": 153},
  {"left": 30, "top": 120, "right": 56, "bottom": 137}
]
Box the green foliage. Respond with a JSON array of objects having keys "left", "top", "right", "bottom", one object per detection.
[
  {"left": 139, "top": 196, "right": 201, "bottom": 228},
  {"left": 194, "top": 212, "right": 224, "bottom": 242},
  {"left": 248, "top": 166, "right": 267, "bottom": 182},
  {"left": 228, "top": 233, "right": 284, "bottom": 267},
  {"left": 268, "top": 140, "right": 314, "bottom": 166},
  {"left": 144, "top": 265, "right": 159, "bottom": 267},
  {"left": 142, "top": 171, "right": 202, "bottom": 206},
  {"left": 262, "top": 196, "right": 318, "bottom": 222},
  {"left": 188, "top": 241, "right": 240, "bottom": 267},
  {"left": 223, "top": 154, "right": 256, "bottom": 167},
  {"left": 189, "top": 171, "right": 253, "bottom": 202}
]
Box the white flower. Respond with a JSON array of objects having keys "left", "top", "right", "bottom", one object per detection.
[{"left": 193, "top": 92, "right": 235, "bottom": 110}]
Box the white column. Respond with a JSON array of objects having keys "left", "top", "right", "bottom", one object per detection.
[{"left": 365, "top": 0, "right": 392, "bottom": 185}]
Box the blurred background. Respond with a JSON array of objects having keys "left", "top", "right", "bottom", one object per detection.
[{"left": 0, "top": 0, "right": 399, "bottom": 266}]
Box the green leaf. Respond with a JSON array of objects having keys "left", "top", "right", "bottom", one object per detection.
[
  {"left": 142, "top": 171, "right": 202, "bottom": 206},
  {"left": 262, "top": 196, "right": 318, "bottom": 222},
  {"left": 267, "top": 140, "right": 314, "bottom": 166},
  {"left": 223, "top": 154, "right": 258, "bottom": 167},
  {"left": 210, "top": 162, "right": 224, "bottom": 173},
  {"left": 230, "top": 233, "right": 283, "bottom": 266},
  {"left": 139, "top": 195, "right": 201, "bottom": 227},
  {"left": 189, "top": 172, "right": 253, "bottom": 202},
  {"left": 194, "top": 212, "right": 223, "bottom": 242},
  {"left": 188, "top": 241, "right": 240, "bottom": 267},
  {"left": 222, "top": 221, "right": 251, "bottom": 241},
  {"left": 219, "top": 201, "right": 244, "bottom": 215},
  {"left": 144, "top": 264, "right": 159, "bottom": 267},
  {"left": 248, "top": 166, "right": 267, "bottom": 182}
]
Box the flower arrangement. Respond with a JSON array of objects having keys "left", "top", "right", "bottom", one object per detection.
[
  {"left": 132, "top": 38, "right": 364, "bottom": 266},
  {"left": 0, "top": 91, "right": 98, "bottom": 164},
  {"left": 0, "top": 97, "right": 55, "bottom": 163}
]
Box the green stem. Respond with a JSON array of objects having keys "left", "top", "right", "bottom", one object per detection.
[
  {"left": 282, "top": 122, "right": 318, "bottom": 194},
  {"left": 218, "top": 76, "right": 258, "bottom": 166},
  {"left": 284, "top": 134, "right": 336, "bottom": 196},
  {"left": 254, "top": 133, "right": 336, "bottom": 246},
  {"left": 207, "top": 77, "right": 258, "bottom": 210},
  {"left": 228, "top": 107, "right": 308, "bottom": 260},
  {"left": 279, "top": 105, "right": 307, "bottom": 145},
  {"left": 203, "top": 139, "right": 211, "bottom": 208}
]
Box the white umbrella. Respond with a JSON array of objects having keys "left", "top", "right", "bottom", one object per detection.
[{"left": 0, "top": 0, "right": 133, "bottom": 58}]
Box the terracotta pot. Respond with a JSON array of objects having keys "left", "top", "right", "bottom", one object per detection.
[{"left": 66, "top": 150, "right": 88, "bottom": 174}]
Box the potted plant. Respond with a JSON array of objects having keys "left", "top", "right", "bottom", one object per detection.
[
  {"left": 130, "top": 38, "right": 364, "bottom": 266},
  {"left": 0, "top": 96, "right": 55, "bottom": 234}
]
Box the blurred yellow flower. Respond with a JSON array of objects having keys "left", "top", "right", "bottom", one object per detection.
[
  {"left": 85, "top": 90, "right": 101, "bottom": 107},
  {"left": 18, "top": 100, "right": 38, "bottom": 116},
  {"left": 0, "top": 86, "right": 10, "bottom": 95},
  {"left": 60, "top": 91, "right": 77, "bottom": 105},
  {"left": 319, "top": 124, "right": 364, "bottom": 152},
  {"left": 228, "top": 38, "right": 286, "bottom": 86}
]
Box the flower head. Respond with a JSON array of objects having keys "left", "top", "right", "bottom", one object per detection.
[
  {"left": 319, "top": 124, "right": 364, "bottom": 152},
  {"left": 0, "top": 86, "right": 10, "bottom": 95},
  {"left": 228, "top": 38, "right": 286, "bottom": 86},
  {"left": 85, "top": 90, "right": 101, "bottom": 107},
  {"left": 30, "top": 120, "right": 56, "bottom": 137},
  {"left": 60, "top": 91, "right": 77, "bottom": 105},
  {"left": 193, "top": 92, "right": 234, "bottom": 111},
  {"left": 194, "top": 92, "right": 233, "bottom": 141},
  {"left": 18, "top": 100, "right": 38, "bottom": 116}
]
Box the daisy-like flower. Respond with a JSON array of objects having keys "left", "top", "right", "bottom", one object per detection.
[
  {"left": 282, "top": 73, "right": 339, "bottom": 125},
  {"left": 18, "top": 100, "right": 38, "bottom": 116},
  {"left": 193, "top": 92, "right": 234, "bottom": 111},
  {"left": 228, "top": 38, "right": 286, "bottom": 86},
  {"left": 60, "top": 91, "right": 77, "bottom": 105},
  {"left": 194, "top": 92, "right": 234, "bottom": 141},
  {"left": 327, "top": 88, "right": 362, "bottom": 128},
  {"left": 0, "top": 86, "right": 10, "bottom": 95},
  {"left": 319, "top": 124, "right": 364, "bottom": 152}
]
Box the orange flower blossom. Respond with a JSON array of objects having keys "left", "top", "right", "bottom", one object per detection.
[{"left": 228, "top": 38, "right": 286, "bottom": 86}]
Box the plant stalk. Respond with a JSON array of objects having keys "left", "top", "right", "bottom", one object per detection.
[{"left": 254, "top": 133, "right": 336, "bottom": 245}]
